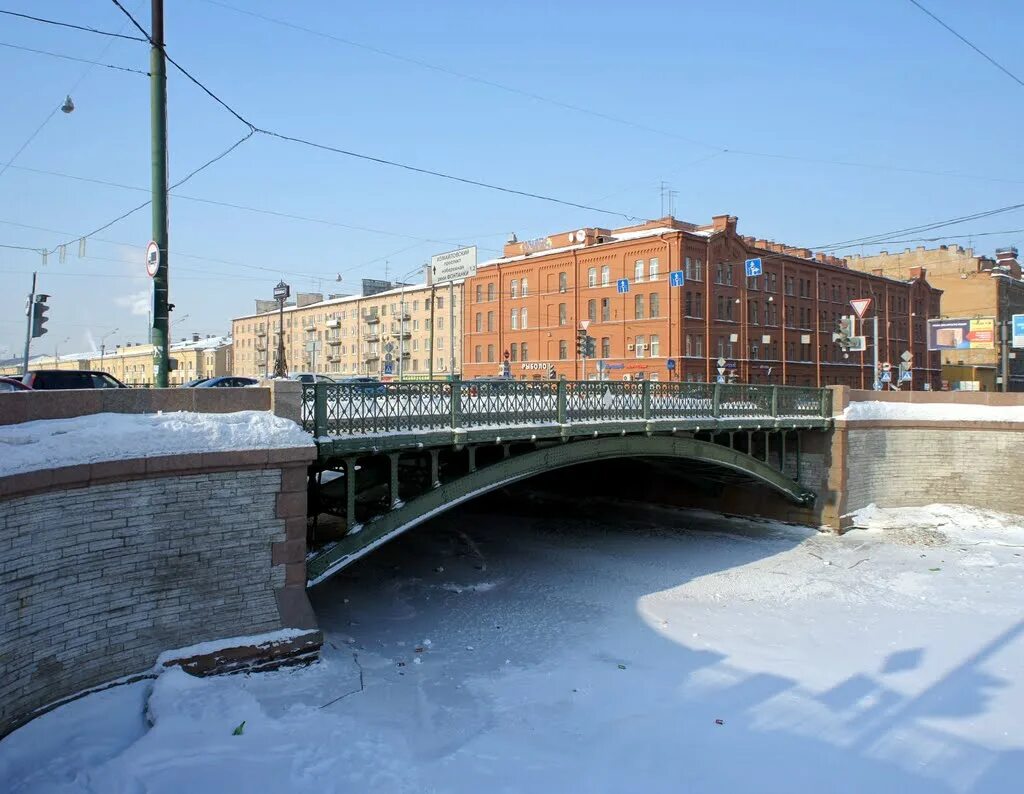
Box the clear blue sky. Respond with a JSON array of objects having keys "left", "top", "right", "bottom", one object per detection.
[{"left": 1, "top": 0, "right": 1022, "bottom": 357}]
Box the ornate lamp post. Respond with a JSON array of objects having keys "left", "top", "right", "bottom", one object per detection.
[{"left": 273, "top": 280, "right": 290, "bottom": 378}]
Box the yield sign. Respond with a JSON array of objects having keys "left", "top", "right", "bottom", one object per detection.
[{"left": 850, "top": 298, "right": 872, "bottom": 318}]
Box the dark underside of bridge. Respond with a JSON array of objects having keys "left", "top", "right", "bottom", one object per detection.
[{"left": 305, "top": 429, "right": 824, "bottom": 584}]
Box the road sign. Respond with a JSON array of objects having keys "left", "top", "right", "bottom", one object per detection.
[
  {"left": 430, "top": 246, "right": 477, "bottom": 283},
  {"left": 146, "top": 241, "right": 160, "bottom": 277},
  {"left": 881, "top": 362, "right": 892, "bottom": 371},
  {"left": 384, "top": 342, "right": 395, "bottom": 354},
  {"left": 717, "top": 367, "right": 726, "bottom": 376},
  {"left": 666, "top": 358, "right": 676, "bottom": 371},
  {"left": 847, "top": 336, "right": 867, "bottom": 352},
  {"left": 669, "top": 270, "right": 685, "bottom": 287},
  {"left": 850, "top": 298, "right": 872, "bottom": 318},
  {"left": 579, "top": 320, "right": 591, "bottom": 331},
  {"left": 383, "top": 362, "right": 394, "bottom": 375},
  {"left": 880, "top": 370, "right": 891, "bottom": 383},
  {"left": 716, "top": 375, "right": 726, "bottom": 384},
  {"left": 717, "top": 357, "right": 726, "bottom": 367},
  {"left": 744, "top": 257, "right": 763, "bottom": 278},
  {"left": 503, "top": 349, "right": 510, "bottom": 359},
  {"left": 1013, "top": 314, "right": 1024, "bottom": 349},
  {"left": 901, "top": 350, "right": 913, "bottom": 362},
  {"left": 900, "top": 371, "right": 912, "bottom": 382},
  {"left": 616, "top": 278, "right": 630, "bottom": 294}
]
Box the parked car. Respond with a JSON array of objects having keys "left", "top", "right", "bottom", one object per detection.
[
  {"left": 194, "top": 376, "right": 259, "bottom": 388},
  {"left": 468, "top": 376, "right": 514, "bottom": 396},
  {"left": 289, "top": 373, "right": 336, "bottom": 384},
  {"left": 180, "top": 377, "right": 211, "bottom": 387},
  {"left": 336, "top": 376, "right": 387, "bottom": 397},
  {"left": 21, "top": 370, "right": 127, "bottom": 390},
  {"left": 0, "top": 376, "right": 32, "bottom": 392}
]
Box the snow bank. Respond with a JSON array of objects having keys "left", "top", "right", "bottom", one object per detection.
[
  {"left": 842, "top": 400, "right": 1024, "bottom": 422},
  {"left": 0, "top": 411, "right": 313, "bottom": 477},
  {"left": 154, "top": 628, "right": 312, "bottom": 668},
  {"left": 849, "top": 503, "right": 1024, "bottom": 546}
]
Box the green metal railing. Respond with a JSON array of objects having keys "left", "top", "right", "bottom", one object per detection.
[{"left": 302, "top": 380, "right": 831, "bottom": 437}]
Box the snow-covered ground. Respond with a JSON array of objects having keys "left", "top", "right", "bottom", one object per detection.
[
  {"left": 3, "top": 501, "right": 1023, "bottom": 793},
  {"left": 0, "top": 411, "right": 313, "bottom": 477},
  {"left": 843, "top": 401, "right": 1024, "bottom": 422}
]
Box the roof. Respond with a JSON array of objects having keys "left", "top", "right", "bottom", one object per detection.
[{"left": 477, "top": 226, "right": 700, "bottom": 269}]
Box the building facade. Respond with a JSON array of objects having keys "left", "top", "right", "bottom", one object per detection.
[
  {"left": 846, "top": 245, "right": 1024, "bottom": 391},
  {"left": 462, "top": 215, "right": 942, "bottom": 389},
  {"left": 231, "top": 281, "right": 463, "bottom": 379},
  {"left": 1, "top": 335, "right": 233, "bottom": 386}
]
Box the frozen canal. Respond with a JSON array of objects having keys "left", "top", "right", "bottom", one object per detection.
[{"left": 3, "top": 499, "right": 1024, "bottom": 793}]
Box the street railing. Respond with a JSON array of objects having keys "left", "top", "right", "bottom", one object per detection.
[{"left": 303, "top": 380, "right": 831, "bottom": 437}]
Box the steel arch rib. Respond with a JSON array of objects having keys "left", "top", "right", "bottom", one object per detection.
[{"left": 307, "top": 436, "right": 814, "bottom": 585}]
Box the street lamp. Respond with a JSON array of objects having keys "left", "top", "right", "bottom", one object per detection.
[
  {"left": 54, "top": 335, "right": 70, "bottom": 364},
  {"left": 273, "top": 280, "right": 290, "bottom": 378},
  {"left": 99, "top": 328, "right": 118, "bottom": 363}
]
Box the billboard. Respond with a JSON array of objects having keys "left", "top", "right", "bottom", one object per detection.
[
  {"left": 431, "top": 246, "right": 477, "bottom": 283},
  {"left": 1013, "top": 314, "right": 1024, "bottom": 349},
  {"left": 927, "top": 318, "right": 995, "bottom": 350}
]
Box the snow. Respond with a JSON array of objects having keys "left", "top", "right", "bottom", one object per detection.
[
  {"left": 154, "top": 629, "right": 313, "bottom": 668},
  {"left": 0, "top": 411, "right": 313, "bottom": 477},
  {"left": 4, "top": 502, "right": 1024, "bottom": 793},
  {"left": 843, "top": 400, "right": 1024, "bottom": 422}
]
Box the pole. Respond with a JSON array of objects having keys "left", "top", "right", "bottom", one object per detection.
[
  {"left": 448, "top": 281, "right": 455, "bottom": 378},
  {"left": 1001, "top": 320, "right": 1010, "bottom": 393},
  {"left": 22, "top": 271, "right": 36, "bottom": 374},
  {"left": 150, "top": 0, "right": 170, "bottom": 387},
  {"left": 429, "top": 283, "right": 436, "bottom": 380},
  {"left": 873, "top": 314, "right": 880, "bottom": 390},
  {"left": 398, "top": 287, "right": 405, "bottom": 380}
]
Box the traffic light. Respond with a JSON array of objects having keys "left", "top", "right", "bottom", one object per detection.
[
  {"left": 31, "top": 295, "right": 50, "bottom": 338},
  {"left": 832, "top": 315, "right": 854, "bottom": 346},
  {"left": 576, "top": 328, "right": 587, "bottom": 357},
  {"left": 584, "top": 335, "right": 596, "bottom": 358}
]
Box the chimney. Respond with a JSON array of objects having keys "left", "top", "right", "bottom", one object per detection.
[
  {"left": 192, "top": 333, "right": 200, "bottom": 343},
  {"left": 711, "top": 214, "right": 731, "bottom": 232}
]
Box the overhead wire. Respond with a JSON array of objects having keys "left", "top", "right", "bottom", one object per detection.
[
  {"left": 905, "top": 0, "right": 1024, "bottom": 89},
  {"left": 0, "top": 41, "right": 150, "bottom": 75},
  {"left": 0, "top": 9, "right": 149, "bottom": 42}
]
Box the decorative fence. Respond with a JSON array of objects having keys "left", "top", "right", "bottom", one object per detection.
[{"left": 302, "top": 381, "right": 831, "bottom": 437}]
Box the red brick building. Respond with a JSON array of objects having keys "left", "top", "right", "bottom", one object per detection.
[{"left": 462, "top": 215, "right": 942, "bottom": 388}]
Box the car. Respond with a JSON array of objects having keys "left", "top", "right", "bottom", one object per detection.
[
  {"left": 468, "top": 376, "right": 514, "bottom": 396},
  {"left": 22, "top": 370, "right": 127, "bottom": 390},
  {"left": 180, "top": 377, "right": 211, "bottom": 387},
  {"left": 289, "top": 373, "right": 336, "bottom": 384},
  {"left": 0, "top": 376, "right": 32, "bottom": 392},
  {"left": 336, "top": 376, "right": 387, "bottom": 397},
  {"left": 194, "top": 376, "right": 259, "bottom": 388}
]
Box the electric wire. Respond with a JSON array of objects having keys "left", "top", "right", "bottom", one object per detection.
[
  {"left": 0, "top": 41, "right": 150, "bottom": 75},
  {"left": 0, "top": 9, "right": 149, "bottom": 42}
]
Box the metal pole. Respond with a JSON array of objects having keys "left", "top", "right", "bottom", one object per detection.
[
  {"left": 873, "top": 314, "right": 880, "bottom": 390},
  {"left": 274, "top": 296, "right": 287, "bottom": 377},
  {"left": 1001, "top": 319, "right": 1010, "bottom": 393},
  {"left": 448, "top": 281, "right": 455, "bottom": 378},
  {"left": 150, "top": 0, "right": 170, "bottom": 387},
  {"left": 429, "top": 282, "right": 436, "bottom": 380},
  {"left": 398, "top": 287, "right": 405, "bottom": 380},
  {"left": 22, "top": 271, "right": 36, "bottom": 375}
]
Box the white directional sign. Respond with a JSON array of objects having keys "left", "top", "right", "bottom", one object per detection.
[{"left": 430, "top": 246, "right": 477, "bottom": 283}]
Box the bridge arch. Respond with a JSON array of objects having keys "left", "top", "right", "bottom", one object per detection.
[{"left": 308, "top": 435, "right": 815, "bottom": 585}]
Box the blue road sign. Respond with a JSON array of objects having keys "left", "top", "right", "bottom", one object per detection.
[
  {"left": 900, "top": 370, "right": 911, "bottom": 382},
  {"left": 745, "top": 257, "right": 763, "bottom": 278},
  {"left": 669, "top": 270, "right": 685, "bottom": 287},
  {"left": 616, "top": 278, "right": 630, "bottom": 294},
  {"left": 716, "top": 375, "right": 726, "bottom": 384},
  {"left": 666, "top": 358, "right": 677, "bottom": 371},
  {"left": 880, "top": 370, "right": 891, "bottom": 383},
  {"left": 383, "top": 362, "right": 394, "bottom": 375}
]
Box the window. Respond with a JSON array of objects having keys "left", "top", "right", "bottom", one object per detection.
[
  {"left": 601, "top": 298, "right": 610, "bottom": 321},
  {"left": 510, "top": 279, "right": 519, "bottom": 299},
  {"left": 474, "top": 345, "right": 482, "bottom": 363},
  {"left": 475, "top": 312, "right": 482, "bottom": 332},
  {"left": 715, "top": 263, "right": 724, "bottom": 285},
  {"left": 725, "top": 264, "right": 733, "bottom": 286},
  {"left": 559, "top": 340, "right": 568, "bottom": 360},
  {"left": 521, "top": 308, "right": 528, "bottom": 329},
  {"left": 487, "top": 345, "right": 495, "bottom": 363},
  {"left": 559, "top": 271, "right": 568, "bottom": 293},
  {"left": 558, "top": 303, "right": 567, "bottom": 326},
  {"left": 649, "top": 257, "right": 659, "bottom": 280},
  {"left": 635, "top": 334, "right": 646, "bottom": 357},
  {"left": 487, "top": 311, "right": 495, "bottom": 331},
  {"left": 747, "top": 275, "right": 759, "bottom": 291},
  {"left": 635, "top": 294, "right": 645, "bottom": 320},
  {"left": 685, "top": 257, "right": 693, "bottom": 280},
  {"left": 475, "top": 285, "right": 483, "bottom": 302},
  {"left": 511, "top": 309, "right": 518, "bottom": 330},
  {"left": 521, "top": 342, "right": 529, "bottom": 361},
  {"left": 750, "top": 343, "right": 759, "bottom": 361},
  {"left": 438, "top": 317, "right": 444, "bottom": 330},
  {"left": 601, "top": 266, "right": 610, "bottom": 286},
  {"left": 634, "top": 260, "right": 644, "bottom": 282},
  {"left": 601, "top": 337, "right": 611, "bottom": 358},
  {"left": 685, "top": 334, "right": 694, "bottom": 357},
  {"left": 510, "top": 343, "right": 518, "bottom": 361},
  {"left": 785, "top": 276, "right": 795, "bottom": 296},
  {"left": 748, "top": 301, "right": 759, "bottom": 325},
  {"left": 694, "top": 258, "right": 703, "bottom": 282},
  {"left": 650, "top": 334, "right": 660, "bottom": 357},
  {"left": 767, "top": 273, "right": 777, "bottom": 293},
  {"left": 437, "top": 296, "right": 444, "bottom": 310},
  {"left": 487, "top": 283, "right": 496, "bottom": 302},
  {"left": 588, "top": 299, "right": 597, "bottom": 321},
  {"left": 649, "top": 293, "right": 660, "bottom": 318},
  {"left": 588, "top": 267, "right": 597, "bottom": 287},
  {"left": 685, "top": 291, "right": 693, "bottom": 317},
  {"left": 521, "top": 278, "right": 529, "bottom": 297}
]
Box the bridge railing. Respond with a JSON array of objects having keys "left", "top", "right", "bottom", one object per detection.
[{"left": 303, "top": 380, "right": 831, "bottom": 437}]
